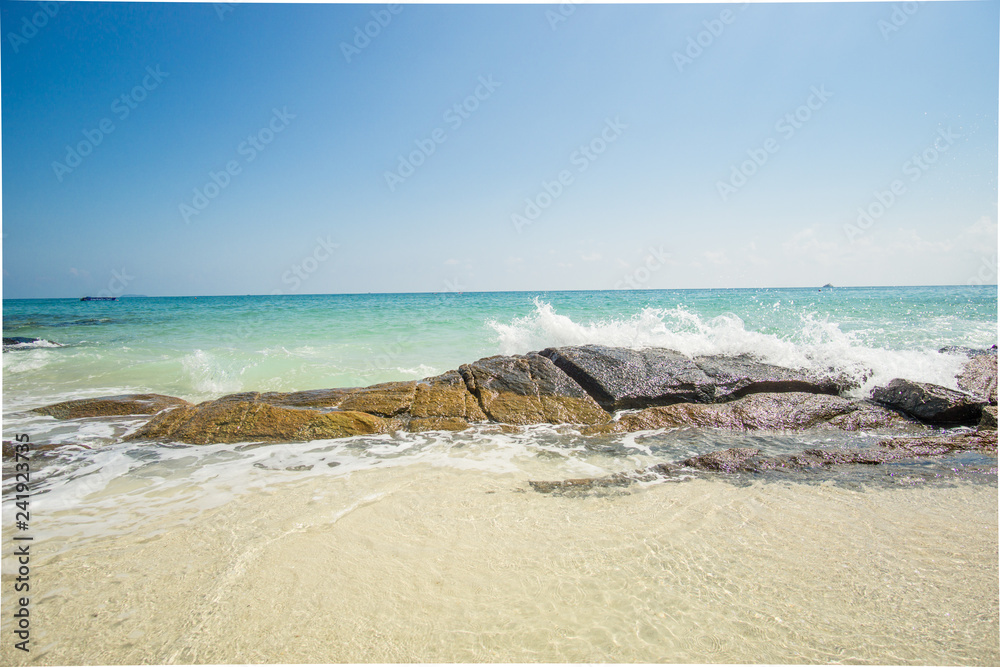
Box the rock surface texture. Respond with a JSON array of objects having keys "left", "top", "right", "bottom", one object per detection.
[
  {"left": 33, "top": 394, "right": 192, "bottom": 420},
  {"left": 28, "top": 346, "right": 999, "bottom": 451},
  {"left": 871, "top": 378, "right": 986, "bottom": 425}
]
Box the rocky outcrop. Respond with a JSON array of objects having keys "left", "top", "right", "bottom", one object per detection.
[
  {"left": 410, "top": 371, "right": 488, "bottom": 421},
  {"left": 529, "top": 429, "right": 998, "bottom": 493},
  {"left": 957, "top": 354, "right": 998, "bottom": 405},
  {"left": 939, "top": 345, "right": 997, "bottom": 357},
  {"left": 582, "top": 392, "right": 913, "bottom": 435},
  {"left": 693, "top": 354, "right": 851, "bottom": 401},
  {"left": 539, "top": 346, "right": 714, "bottom": 410},
  {"left": 980, "top": 405, "right": 998, "bottom": 430},
  {"left": 125, "top": 395, "right": 391, "bottom": 445},
  {"left": 871, "top": 379, "right": 986, "bottom": 425},
  {"left": 459, "top": 353, "right": 609, "bottom": 426},
  {"left": 3, "top": 336, "right": 61, "bottom": 351},
  {"left": 33, "top": 394, "right": 192, "bottom": 420},
  {"left": 2, "top": 440, "right": 84, "bottom": 457},
  {"left": 540, "top": 345, "right": 850, "bottom": 411},
  {"left": 34, "top": 346, "right": 998, "bottom": 446}
]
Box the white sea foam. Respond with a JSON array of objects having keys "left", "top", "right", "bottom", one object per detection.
[
  {"left": 487, "top": 299, "right": 976, "bottom": 395},
  {"left": 180, "top": 349, "right": 245, "bottom": 397}
]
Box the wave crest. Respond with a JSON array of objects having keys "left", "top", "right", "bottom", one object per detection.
[{"left": 486, "top": 299, "right": 969, "bottom": 395}]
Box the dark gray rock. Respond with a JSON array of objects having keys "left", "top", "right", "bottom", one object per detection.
[
  {"left": 528, "top": 430, "right": 998, "bottom": 493},
  {"left": 539, "top": 346, "right": 852, "bottom": 411},
  {"left": 692, "top": 354, "right": 852, "bottom": 401},
  {"left": 539, "top": 345, "right": 713, "bottom": 410},
  {"left": 957, "top": 354, "right": 997, "bottom": 405},
  {"left": 938, "top": 345, "right": 997, "bottom": 357},
  {"left": 3, "top": 337, "right": 61, "bottom": 351},
  {"left": 581, "top": 392, "right": 915, "bottom": 435},
  {"left": 980, "top": 405, "right": 997, "bottom": 430},
  {"left": 871, "top": 378, "right": 986, "bottom": 425},
  {"left": 681, "top": 447, "right": 761, "bottom": 472}
]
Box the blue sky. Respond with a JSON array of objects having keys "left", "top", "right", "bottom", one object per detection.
[{"left": 2, "top": 1, "right": 997, "bottom": 298}]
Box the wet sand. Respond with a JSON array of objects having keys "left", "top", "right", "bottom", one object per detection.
[{"left": 2, "top": 464, "right": 997, "bottom": 665}]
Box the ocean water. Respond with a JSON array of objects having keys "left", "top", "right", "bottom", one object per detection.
[{"left": 2, "top": 286, "right": 998, "bottom": 664}]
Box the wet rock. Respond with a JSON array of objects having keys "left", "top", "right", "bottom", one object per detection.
[
  {"left": 540, "top": 345, "right": 714, "bottom": 410},
  {"left": 681, "top": 447, "right": 761, "bottom": 472},
  {"left": 407, "top": 417, "right": 469, "bottom": 432},
  {"left": 338, "top": 380, "right": 416, "bottom": 417},
  {"left": 529, "top": 428, "right": 998, "bottom": 493},
  {"left": 980, "top": 405, "right": 998, "bottom": 430},
  {"left": 33, "top": 394, "right": 192, "bottom": 420},
  {"left": 693, "top": 355, "right": 852, "bottom": 402},
  {"left": 527, "top": 473, "right": 635, "bottom": 494},
  {"left": 540, "top": 346, "right": 852, "bottom": 411},
  {"left": 125, "top": 396, "right": 389, "bottom": 444},
  {"left": 259, "top": 388, "right": 353, "bottom": 410},
  {"left": 581, "top": 392, "right": 913, "bottom": 435},
  {"left": 460, "top": 353, "right": 610, "bottom": 426},
  {"left": 2, "top": 440, "right": 84, "bottom": 457},
  {"left": 939, "top": 345, "right": 997, "bottom": 357},
  {"left": 957, "top": 354, "right": 997, "bottom": 405},
  {"left": 410, "top": 370, "right": 488, "bottom": 421},
  {"left": 871, "top": 378, "right": 986, "bottom": 425},
  {"left": 3, "top": 336, "right": 61, "bottom": 351}
]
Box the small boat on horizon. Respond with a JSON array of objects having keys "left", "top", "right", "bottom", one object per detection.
[{"left": 80, "top": 296, "right": 118, "bottom": 301}]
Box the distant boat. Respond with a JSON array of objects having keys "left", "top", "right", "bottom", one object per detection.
[
  {"left": 80, "top": 296, "right": 117, "bottom": 301},
  {"left": 822, "top": 283, "right": 834, "bottom": 288}
]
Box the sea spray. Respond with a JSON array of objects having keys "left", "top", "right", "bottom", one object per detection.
[{"left": 486, "top": 298, "right": 971, "bottom": 395}]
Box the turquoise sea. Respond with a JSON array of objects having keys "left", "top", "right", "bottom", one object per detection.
[{"left": 2, "top": 286, "right": 998, "bottom": 664}]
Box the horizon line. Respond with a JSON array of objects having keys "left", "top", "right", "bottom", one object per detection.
[{"left": 3, "top": 283, "right": 997, "bottom": 301}]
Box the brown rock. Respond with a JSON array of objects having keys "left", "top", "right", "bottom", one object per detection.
[
  {"left": 33, "top": 394, "right": 191, "bottom": 420},
  {"left": 2, "top": 441, "right": 82, "bottom": 457},
  {"left": 126, "top": 397, "right": 389, "bottom": 444},
  {"left": 460, "top": 353, "right": 610, "bottom": 426},
  {"left": 338, "top": 380, "right": 416, "bottom": 417},
  {"left": 407, "top": 417, "right": 469, "bottom": 432},
  {"left": 259, "top": 388, "right": 353, "bottom": 410},
  {"left": 410, "top": 371, "right": 487, "bottom": 421}
]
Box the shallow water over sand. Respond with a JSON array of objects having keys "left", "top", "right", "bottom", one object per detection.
[{"left": 3, "top": 464, "right": 997, "bottom": 665}]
